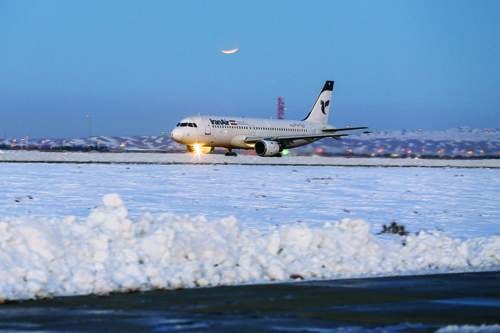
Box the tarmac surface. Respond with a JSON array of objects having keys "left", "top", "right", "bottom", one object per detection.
[
  {"left": 1, "top": 150, "right": 500, "bottom": 168},
  {"left": 1, "top": 271, "right": 499, "bottom": 332}
]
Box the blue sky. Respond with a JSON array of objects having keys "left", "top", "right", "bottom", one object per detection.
[{"left": 1, "top": 0, "right": 499, "bottom": 137}]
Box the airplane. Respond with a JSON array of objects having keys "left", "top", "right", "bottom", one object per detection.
[{"left": 170, "top": 80, "right": 368, "bottom": 156}]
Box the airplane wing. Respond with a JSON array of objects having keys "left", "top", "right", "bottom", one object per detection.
[
  {"left": 244, "top": 126, "right": 368, "bottom": 144},
  {"left": 244, "top": 132, "right": 349, "bottom": 144}
]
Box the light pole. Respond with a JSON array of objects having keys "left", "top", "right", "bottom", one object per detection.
[{"left": 85, "top": 113, "right": 92, "bottom": 138}]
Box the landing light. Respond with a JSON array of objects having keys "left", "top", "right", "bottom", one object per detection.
[{"left": 192, "top": 143, "right": 203, "bottom": 156}]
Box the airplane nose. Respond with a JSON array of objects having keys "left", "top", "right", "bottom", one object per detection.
[{"left": 170, "top": 128, "right": 183, "bottom": 143}]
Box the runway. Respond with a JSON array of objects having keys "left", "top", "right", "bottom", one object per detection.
[
  {"left": 1, "top": 271, "right": 499, "bottom": 332},
  {"left": 0, "top": 150, "right": 499, "bottom": 168}
]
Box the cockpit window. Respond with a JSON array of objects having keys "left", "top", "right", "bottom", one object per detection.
[{"left": 177, "top": 122, "right": 198, "bottom": 128}]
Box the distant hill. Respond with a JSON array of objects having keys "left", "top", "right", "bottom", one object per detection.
[
  {"left": 1, "top": 127, "right": 498, "bottom": 158},
  {"left": 304, "top": 127, "right": 500, "bottom": 158}
]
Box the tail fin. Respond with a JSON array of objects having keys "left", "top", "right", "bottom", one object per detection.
[{"left": 302, "top": 80, "right": 334, "bottom": 125}]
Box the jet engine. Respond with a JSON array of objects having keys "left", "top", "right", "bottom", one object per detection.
[{"left": 254, "top": 140, "right": 281, "bottom": 157}]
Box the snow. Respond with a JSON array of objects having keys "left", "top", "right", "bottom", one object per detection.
[
  {"left": 0, "top": 162, "right": 498, "bottom": 301},
  {"left": 0, "top": 193, "right": 498, "bottom": 302},
  {"left": 437, "top": 325, "right": 500, "bottom": 333},
  {"left": 1, "top": 164, "right": 499, "bottom": 238}
]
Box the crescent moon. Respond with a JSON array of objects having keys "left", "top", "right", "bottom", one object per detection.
[{"left": 221, "top": 48, "right": 239, "bottom": 55}]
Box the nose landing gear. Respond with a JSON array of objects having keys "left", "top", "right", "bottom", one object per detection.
[{"left": 225, "top": 149, "right": 237, "bottom": 157}]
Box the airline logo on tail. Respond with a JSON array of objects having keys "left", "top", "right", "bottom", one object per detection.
[{"left": 320, "top": 100, "right": 330, "bottom": 114}]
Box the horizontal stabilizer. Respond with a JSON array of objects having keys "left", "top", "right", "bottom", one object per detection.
[{"left": 322, "top": 126, "right": 368, "bottom": 132}]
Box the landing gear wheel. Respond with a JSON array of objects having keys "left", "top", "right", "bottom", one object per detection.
[{"left": 225, "top": 149, "right": 237, "bottom": 157}]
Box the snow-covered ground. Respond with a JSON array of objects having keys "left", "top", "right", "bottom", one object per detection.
[
  {"left": 2, "top": 163, "right": 499, "bottom": 237},
  {"left": 0, "top": 163, "right": 499, "bottom": 301}
]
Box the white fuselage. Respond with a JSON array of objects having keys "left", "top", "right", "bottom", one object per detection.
[{"left": 171, "top": 116, "right": 328, "bottom": 149}]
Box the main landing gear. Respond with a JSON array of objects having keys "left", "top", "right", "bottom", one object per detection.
[{"left": 225, "top": 149, "right": 237, "bottom": 157}]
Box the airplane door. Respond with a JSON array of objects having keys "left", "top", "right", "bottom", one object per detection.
[{"left": 205, "top": 125, "right": 211, "bottom": 135}]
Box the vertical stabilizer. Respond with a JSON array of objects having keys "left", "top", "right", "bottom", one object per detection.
[{"left": 302, "top": 80, "right": 334, "bottom": 125}]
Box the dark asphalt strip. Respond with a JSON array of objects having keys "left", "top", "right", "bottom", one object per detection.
[{"left": 1, "top": 271, "right": 499, "bottom": 332}]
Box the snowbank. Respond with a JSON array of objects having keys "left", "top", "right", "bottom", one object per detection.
[
  {"left": 0, "top": 194, "right": 499, "bottom": 302},
  {"left": 437, "top": 325, "right": 500, "bottom": 333}
]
